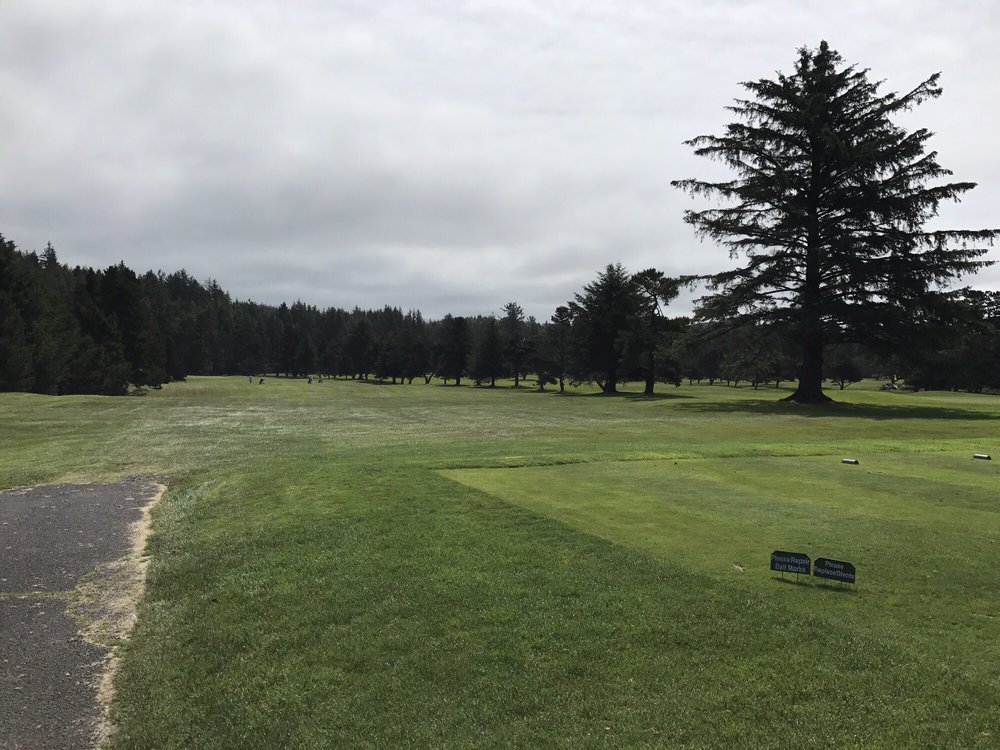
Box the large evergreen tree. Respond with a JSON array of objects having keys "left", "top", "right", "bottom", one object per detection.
[
  {"left": 539, "top": 305, "right": 573, "bottom": 393},
  {"left": 0, "top": 237, "right": 79, "bottom": 393},
  {"left": 100, "top": 262, "right": 166, "bottom": 387},
  {"left": 470, "top": 316, "right": 505, "bottom": 387},
  {"left": 344, "top": 317, "right": 375, "bottom": 379},
  {"left": 621, "top": 268, "right": 681, "bottom": 395},
  {"left": 567, "top": 263, "right": 636, "bottom": 393},
  {"left": 436, "top": 314, "right": 471, "bottom": 385},
  {"left": 65, "top": 274, "right": 131, "bottom": 395},
  {"left": 673, "top": 41, "right": 997, "bottom": 403},
  {"left": 500, "top": 301, "right": 531, "bottom": 387}
]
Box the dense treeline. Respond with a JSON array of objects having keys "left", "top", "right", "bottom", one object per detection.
[
  {"left": 1, "top": 234, "right": 998, "bottom": 396},
  {"left": 1, "top": 234, "right": 438, "bottom": 394},
  {"left": 7, "top": 44, "right": 1000, "bottom": 401}
]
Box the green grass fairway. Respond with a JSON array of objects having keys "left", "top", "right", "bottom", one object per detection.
[{"left": 2, "top": 378, "right": 998, "bottom": 748}]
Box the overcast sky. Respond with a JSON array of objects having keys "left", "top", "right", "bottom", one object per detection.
[{"left": 2, "top": 1, "right": 999, "bottom": 319}]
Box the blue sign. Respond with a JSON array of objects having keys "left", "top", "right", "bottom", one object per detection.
[
  {"left": 813, "top": 557, "right": 856, "bottom": 584},
  {"left": 770, "top": 550, "right": 810, "bottom": 575}
]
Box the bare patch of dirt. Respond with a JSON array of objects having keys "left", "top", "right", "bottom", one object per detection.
[{"left": 67, "top": 483, "right": 165, "bottom": 748}]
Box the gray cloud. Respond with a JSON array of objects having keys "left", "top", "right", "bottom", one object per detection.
[{"left": 2, "top": 0, "right": 998, "bottom": 319}]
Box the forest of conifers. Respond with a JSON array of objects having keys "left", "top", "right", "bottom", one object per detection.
[{"left": 2, "top": 233, "right": 998, "bottom": 397}]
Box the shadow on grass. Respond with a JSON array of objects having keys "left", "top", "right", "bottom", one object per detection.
[
  {"left": 674, "top": 398, "right": 999, "bottom": 421},
  {"left": 550, "top": 390, "right": 694, "bottom": 401},
  {"left": 774, "top": 577, "right": 859, "bottom": 595},
  {"left": 772, "top": 575, "right": 813, "bottom": 587},
  {"left": 813, "top": 581, "right": 861, "bottom": 595},
  {"left": 348, "top": 378, "right": 456, "bottom": 387},
  {"left": 382, "top": 382, "right": 697, "bottom": 399}
]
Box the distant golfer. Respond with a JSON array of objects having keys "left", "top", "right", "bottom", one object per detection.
[{"left": 259, "top": 377, "right": 264, "bottom": 385}]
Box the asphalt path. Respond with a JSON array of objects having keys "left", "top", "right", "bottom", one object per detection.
[{"left": 1, "top": 479, "right": 159, "bottom": 750}]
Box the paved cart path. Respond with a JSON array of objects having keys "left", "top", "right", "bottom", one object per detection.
[{"left": 1, "top": 479, "right": 161, "bottom": 750}]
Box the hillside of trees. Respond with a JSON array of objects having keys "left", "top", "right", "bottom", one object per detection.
[{"left": 2, "top": 233, "right": 998, "bottom": 398}]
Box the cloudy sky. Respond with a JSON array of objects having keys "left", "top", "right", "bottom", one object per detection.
[{"left": 2, "top": 1, "right": 999, "bottom": 319}]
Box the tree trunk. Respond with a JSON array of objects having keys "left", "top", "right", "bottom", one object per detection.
[
  {"left": 785, "top": 180, "right": 832, "bottom": 405},
  {"left": 785, "top": 337, "right": 830, "bottom": 403},
  {"left": 782, "top": 143, "right": 826, "bottom": 405},
  {"left": 603, "top": 365, "right": 618, "bottom": 393},
  {"left": 644, "top": 372, "right": 655, "bottom": 395}
]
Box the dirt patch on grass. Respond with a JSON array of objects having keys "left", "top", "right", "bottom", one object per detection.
[{"left": 67, "top": 483, "right": 165, "bottom": 748}]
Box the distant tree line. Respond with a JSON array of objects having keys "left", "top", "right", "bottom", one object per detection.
[
  {"left": 0, "top": 234, "right": 680, "bottom": 395},
  {"left": 8, "top": 41, "right": 1000, "bottom": 401},
  {"left": 671, "top": 291, "right": 1000, "bottom": 394},
  {"left": 3, "top": 233, "right": 997, "bottom": 397}
]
